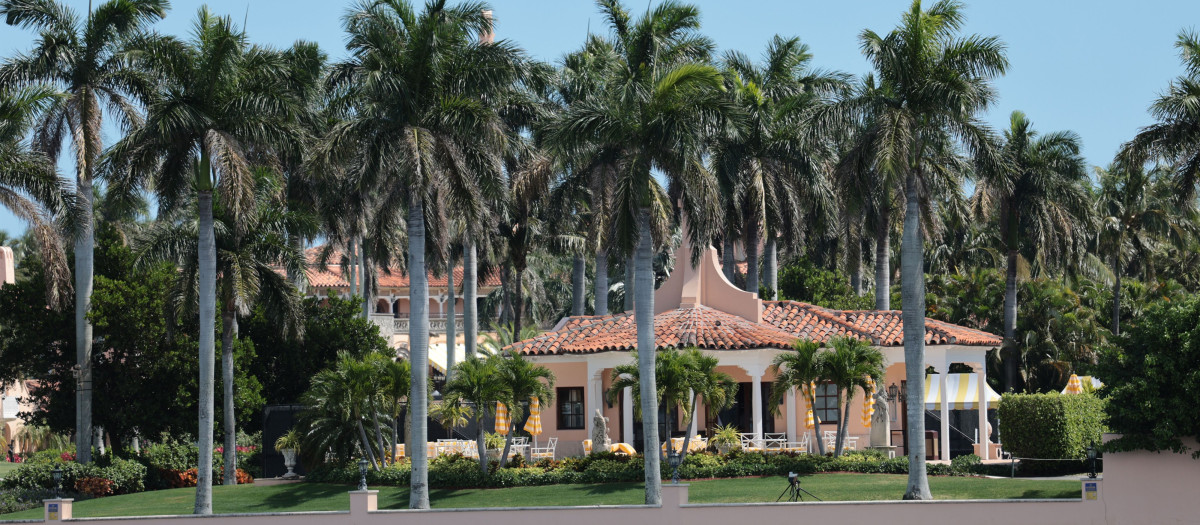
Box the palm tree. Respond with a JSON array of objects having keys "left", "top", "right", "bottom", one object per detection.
[
  {"left": 972, "top": 111, "right": 1089, "bottom": 392},
  {"left": 314, "top": 1, "right": 524, "bottom": 508},
  {"left": 0, "top": 0, "right": 167, "bottom": 464},
  {"left": 443, "top": 355, "right": 507, "bottom": 475},
  {"left": 711, "top": 36, "right": 844, "bottom": 296},
  {"left": 1119, "top": 30, "right": 1200, "bottom": 203},
  {"left": 548, "top": 1, "right": 729, "bottom": 503},
  {"left": 768, "top": 340, "right": 828, "bottom": 453},
  {"left": 679, "top": 349, "right": 737, "bottom": 456},
  {"left": 136, "top": 170, "right": 305, "bottom": 483},
  {"left": 819, "top": 336, "right": 885, "bottom": 456},
  {"left": 495, "top": 351, "right": 555, "bottom": 468},
  {"left": 299, "top": 352, "right": 390, "bottom": 469},
  {"left": 0, "top": 86, "right": 71, "bottom": 305},
  {"left": 856, "top": 0, "right": 1007, "bottom": 499},
  {"left": 380, "top": 357, "right": 411, "bottom": 463},
  {"left": 103, "top": 8, "right": 303, "bottom": 513},
  {"left": 606, "top": 349, "right": 689, "bottom": 455},
  {"left": 1094, "top": 164, "right": 1197, "bottom": 335}
]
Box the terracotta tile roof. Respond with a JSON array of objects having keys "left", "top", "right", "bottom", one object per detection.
[
  {"left": 509, "top": 305, "right": 800, "bottom": 356},
  {"left": 296, "top": 245, "right": 500, "bottom": 289},
  {"left": 762, "top": 301, "right": 1001, "bottom": 347}
]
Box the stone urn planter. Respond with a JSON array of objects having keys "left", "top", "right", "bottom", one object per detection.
[
  {"left": 486, "top": 448, "right": 503, "bottom": 462},
  {"left": 714, "top": 442, "right": 739, "bottom": 455},
  {"left": 281, "top": 449, "right": 299, "bottom": 479}
]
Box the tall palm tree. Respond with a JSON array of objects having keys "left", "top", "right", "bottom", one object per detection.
[
  {"left": 972, "top": 111, "right": 1089, "bottom": 392},
  {"left": 856, "top": 0, "right": 1007, "bottom": 499},
  {"left": 103, "top": 8, "right": 303, "bottom": 513},
  {"left": 548, "top": 1, "right": 728, "bottom": 503},
  {"left": 711, "top": 36, "right": 843, "bottom": 296},
  {"left": 494, "top": 351, "right": 555, "bottom": 468},
  {"left": 380, "top": 357, "right": 412, "bottom": 465},
  {"left": 443, "top": 355, "right": 507, "bottom": 475},
  {"left": 819, "top": 336, "right": 885, "bottom": 457},
  {"left": 1120, "top": 30, "right": 1200, "bottom": 203},
  {"left": 319, "top": 1, "right": 524, "bottom": 508},
  {"left": 0, "top": 0, "right": 167, "bottom": 464},
  {"left": 136, "top": 170, "right": 305, "bottom": 483},
  {"left": 0, "top": 86, "right": 71, "bottom": 305},
  {"left": 1094, "top": 164, "right": 1197, "bottom": 335},
  {"left": 768, "top": 340, "right": 827, "bottom": 454}
]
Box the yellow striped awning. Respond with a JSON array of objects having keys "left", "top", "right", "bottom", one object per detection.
[
  {"left": 924, "top": 373, "right": 1001, "bottom": 410},
  {"left": 495, "top": 402, "right": 510, "bottom": 434}
]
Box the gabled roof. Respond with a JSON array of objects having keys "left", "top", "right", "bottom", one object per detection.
[
  {"left": 762, "top": 301, "right": 1001, "bottom": 347},
  {"left": 509, "top": 305, "right": 800, "bottom": 356}
]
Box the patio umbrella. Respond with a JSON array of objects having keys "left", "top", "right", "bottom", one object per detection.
[
  {"left": 1063, "top": 374, "right": 1084, "bottom": 395},
  {"left": 523, "top": 397, "right": 543, "bottom": 449},
  {"left": 495, "top": 402, "right": 510, "bottom": 435},
  {"left": 862, "top": 377, "right": 876, "bottom": 428}
]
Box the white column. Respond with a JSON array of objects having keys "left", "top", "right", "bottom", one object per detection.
[
  {"left": 940, "top": 363, "right": 951, "bottom": 461},
  {"left": 585, "top": 371, "right": 599, "bottom": 438},
  {"left": 785, "top": 387, "right": 798, "bottom": 443},
  {"left": 977, "top": 364, "right": 989, "bottom": 459},
  {"left": 751, "top": 373, "right": 763, "bottom": 444},
  {"left": 622, "top": 386, "right": 634, "bottom": 444}
]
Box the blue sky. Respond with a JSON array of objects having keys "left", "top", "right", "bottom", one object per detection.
[{"left": 2, "top": 0, "right": 1197, "bottom": 236}]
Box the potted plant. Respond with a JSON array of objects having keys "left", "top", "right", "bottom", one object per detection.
[
  {"left": 484, "top": 432, "right": 506, "bottom": 462},
  {"left": 710, "top": 424, "right": 742, "bottom": 454},
  {"left": 274, "top": 429, "right": 302, "bottom": 479}
]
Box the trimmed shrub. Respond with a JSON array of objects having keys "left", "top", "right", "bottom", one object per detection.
[
  {"left": 998, "top": 393, "right": 1106, "bottom": 460},
  {"left": 0, "top": 488, "right": 65, "bottom": 514}
]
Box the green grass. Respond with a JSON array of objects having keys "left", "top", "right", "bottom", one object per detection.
[
  {"left": 0, "top": 475, "right": 1079, "bottom": 519},
  {"left": 0, "top": 463, "right": 20, "bottom": 479}
]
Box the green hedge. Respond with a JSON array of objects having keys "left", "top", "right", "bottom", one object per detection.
[
  {"left": 306, "top": 450, "right": 962, "bottom": 489},
  {"left": 1, "top": 457, "right": 146, "bottom": 495},
  {"left": 998, "top": 393, "right": 1106, "bottom": 460}
]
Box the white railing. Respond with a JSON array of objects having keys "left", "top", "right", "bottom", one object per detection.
[{"left": 386, "top": 316, "right": 465, "bottom": 335}]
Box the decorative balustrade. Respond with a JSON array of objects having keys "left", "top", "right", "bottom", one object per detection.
[{"left": 375, "top": 315, "right": 464, "bottom": 335}]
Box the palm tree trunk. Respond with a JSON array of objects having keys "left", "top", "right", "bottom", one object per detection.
[
  {"left": 361, "top": 237, "right": 370, "bottom": 320},
  {"left": 1112, "top": 256, "right": 1121, "bottom": 336},
  {"left": 571, "top": 254, "right": 586, "bottom": 316},
  {"left": 722, "top": 236, "right": 735, "bottom": 282},
  {"left": 634, "top": 207, "right": 661, "bottom": 505},
  {"left": 220, "top": 310, "right": 237, "bottom": 485},
  {"left": 836, "top": 391, "right": 853, "bottom": 457},
  {"left": 348, "top": 239, "right": 358, "bottom": 298},
  {"left": 391, "top": 410, "right": 400, "bottom": 467},
  {"left": 595, "top": 249, "right": 609, "bottom": 316},
  {"left": 357, "top": 420, "right": 379, "bottom": 470},
  {"left": 900, "top": 171, "right": 931, "bottom": 500},
  {"left": 850, "top": 229, "right": 864, "bottom": 296},
  {"left": 764, "top": 235, "right": 778, "bottom": 300},
  {"left": 407, "top": 190, "right": 430, "bottom": 509},
  {"left": 811, "top": 404, "right": 825, "bottom": 455},
  {"left": 624, "top": 255, "right": 634, "bottom": 312},
  {"left": 875, "top": 205, "right": 891, "bottom": 310},
  {"left": 75, "top": 174, "right": 94, "bottom": 465},
  {"left": 499, "top": 264, "right": 511, "bottom": 326},
  {"left": 371, "top": 409, "right": 388, "bottom": 468},
  {"left": 463, "top": 238, "right": 478, "bottom": 357},
  {"left": 682, "top": 396, "right": 699, "bottom": 459},
  {"left": 447, "top": 262, "right": 457, "bottom": 378},
  {"left": 499, "top": 429, "right": 514, "bottom": 469},
  {"left": 195, "top": 186, "right": 217, "bottom": 515},
  {"left": 513, "top": 265, "right": 525, "bottom": 336},
  {"left": 475, "top": 416, "right": 488, "bottom": 475},
  {"left": 1003, "top": 249, "right": 1019, "bottom": 392},
  {"left": 745, "top": 221, "right": 759, "bottom": 294}
]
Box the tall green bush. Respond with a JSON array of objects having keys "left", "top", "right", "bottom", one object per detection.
[{"left": 997, "top": 393, "right": 1106, "bottom": 459}]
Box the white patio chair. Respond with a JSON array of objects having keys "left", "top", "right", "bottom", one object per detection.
[
  {"left": 531, "top": 437, "right": 558, "bottom": 460},
  {"left": 764, "top": 433, "right": 786, "bottom": 451}
]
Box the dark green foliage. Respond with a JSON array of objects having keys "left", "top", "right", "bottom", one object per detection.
[
  {"left": 777, "top": 257, "right": 874, "bottom": 310},
  {"left": 244, "top": 296, "right": 388, "bottom": 407},
  {"left": 997, "top": 393, "right": 1106, "bottom": 459},
  {"left": 0, "top": 488, "right": 63, "bottom": 514},
  {"left": 1098, "top": 296, "right": 1200, "bottom": 458},
  {"left": 1, "top": 457, "right": 146, "bottom": 495},
  {"left": 304, "top": 449, "right": 969, "bottom": 489}
]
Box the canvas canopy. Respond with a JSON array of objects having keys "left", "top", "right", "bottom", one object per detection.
[{"left": 924, "top": 373, "right": 1001, "bottom": 410}]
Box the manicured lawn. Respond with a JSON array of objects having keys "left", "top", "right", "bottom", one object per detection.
[
  {"left": 0, "top": 462, "right": 20, "bottom": 479},
  {"left": 0, "top": 475, "right": 1079, "bottom": 519}
]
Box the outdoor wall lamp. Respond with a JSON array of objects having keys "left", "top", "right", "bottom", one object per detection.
[
  {"left": 1087, "top": 442, "right": 1098, "bottom": 479},
  {"left": 887, "top": 383, "right": 899, "bottom": 400},
  {"left": 357, "top": 457, "right": 369, "bottom": 491},
  {"left": 52, "top": 466, "right": 63, "bottom": 496},
  {"left": 667, "top": 450, "right": 682, "bottom": 484}
]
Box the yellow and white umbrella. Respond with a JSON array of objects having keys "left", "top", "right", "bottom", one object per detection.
[
  {"left": 495, "top": 402, "right": 510, "bottom": 434},
  {"left": 523, "top": 397, "right": 543, "bottom": 448},
  {"left": 1063, "top": 374, "right": 1084, "bottom": 395},
  {"left": 861, "top": 377, "right": 876, "bottom": 428},
  {"left": 801, "top": 382, "right": 816, "bottom": 429}
]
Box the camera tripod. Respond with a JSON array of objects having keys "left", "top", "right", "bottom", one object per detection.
[{"left": 776, "top": 473, "right": 822, "bottom": 502}]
